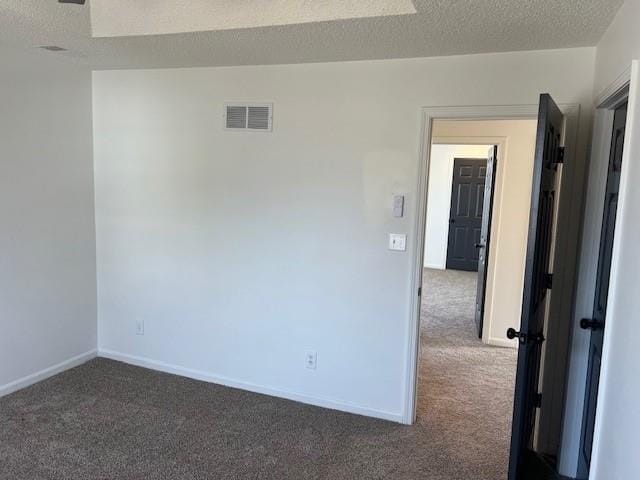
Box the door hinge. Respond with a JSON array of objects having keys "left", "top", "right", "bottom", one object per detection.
[
  {"left": 543, "top": 273, "right": 553, "bottom": 289},
  {"left": 556, "top": 146, "right": 565, "bottom": 164},
  {"left": 418, "top": 286, "right": 422, "bottom": 297},
  {"left": 535, "top": 393, "right": 543, "bottom": 408}
]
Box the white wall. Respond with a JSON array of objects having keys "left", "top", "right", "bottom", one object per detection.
[
  {"left": 424, "top": 144, "right": 492, "bottom": 270},
  {"left": 93, "top": 48, "right": 596, "bottom": 421},
  {"left": 593, "top": 0, "right": 640, "bottom": 97},
  {"left": 431, "top": 120, "right": 538, "bottom": 348},
  {"left": 583, "top": 1, "right": 640, "bottom": 476},
  {"left": 0, "top": 46, "right": 97, "bottom": 395}
]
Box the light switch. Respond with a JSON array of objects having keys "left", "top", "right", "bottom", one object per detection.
[
  {"left": 392, "top": 194, "right": 405, "bottom": 218},
  {"left": 389, "top": 233, "right": 407, "bottom": 251}
]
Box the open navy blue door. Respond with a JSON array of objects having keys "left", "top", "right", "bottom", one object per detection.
[
  {"left": 508, "top": 94, "right": 564, "bottom": 480},
  {"left": 446, "top": 158, "right": 487, "bottom": 272}
]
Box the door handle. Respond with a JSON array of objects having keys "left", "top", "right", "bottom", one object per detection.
[
  {"left": 506, "top": 328, "right": 545, "bottom": 345},
  {"left": 580, "top": 318, "right": 604, "bottom": 331},
  {"left": 475, "top": 243, "right": 486, "bottom": 249}
]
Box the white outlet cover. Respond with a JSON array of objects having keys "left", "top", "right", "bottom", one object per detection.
[
  {"left": 135, "top": 318, "right": 144, "bottom": 335},
  {"left": 305, "top": 351, "right": 317, "bottom": 370}
]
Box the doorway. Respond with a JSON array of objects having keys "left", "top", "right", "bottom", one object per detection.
[
  {"left": 424, "top": 119, "right": 539, "bottom": 348},
  {"left": 427, "top": 145, "right": 498, "bottom": 338},
  {"left": 417, "top": 119, "right": 537, "bottom": 479},
  {"left": 408, "top": 100, "right": 584, "bottom": 480}
]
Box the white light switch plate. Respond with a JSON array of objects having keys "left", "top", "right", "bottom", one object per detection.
[
  {"left": 389, "top": 234, "right": 407, "bottom": 251},
  {"left": 392, "top": 194, "right": 405, "bottom": 218}
]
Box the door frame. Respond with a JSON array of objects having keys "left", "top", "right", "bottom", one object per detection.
[{"left": 404, "top": 105, "right": 581, "bottom": 447}]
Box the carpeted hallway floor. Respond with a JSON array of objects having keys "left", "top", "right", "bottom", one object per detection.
[
  {"left": 0, "top": 269, "right": 516, "bottom": 480},
  {"left": 417, "top": 268, "right": 518, "bottom": 479}
]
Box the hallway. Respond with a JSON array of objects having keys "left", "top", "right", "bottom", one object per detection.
[{"left": 417, "top": 268, "right": 518, "bottom": 479}]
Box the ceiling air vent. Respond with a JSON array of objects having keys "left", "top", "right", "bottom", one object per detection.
[{"left": 224, "top": 103, "right": 273, "bottom": 132}]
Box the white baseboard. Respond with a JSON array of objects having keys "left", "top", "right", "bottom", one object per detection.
[
  {"left": 98, "top": 349, "right": 403, "bottom": 423},
  {"left": 424, "top": 263, "right": 445, "bottom": 270},
  {"left": 486, "top": 336, "right": 518, "bottom": 349},
  {"left": 0, "top": 349, "right": 98, "bottom": 398}
]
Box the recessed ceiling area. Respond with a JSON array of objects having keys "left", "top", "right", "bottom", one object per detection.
[
  {"left": 90, "top": 0, "right": 417, "bottom": 38},
  {"left": 0, "top": 0, "right": 624, "bottom": 70}
]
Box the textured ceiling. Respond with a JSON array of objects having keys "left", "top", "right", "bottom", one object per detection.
[
  {"left": 0, "top": 0, "right": 623, "bottom": 70},
  {"left": 90, "top": 0, "right": 417, "bottom": 37}
]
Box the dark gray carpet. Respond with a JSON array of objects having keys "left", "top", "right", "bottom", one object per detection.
[{"left": 0, "top": 269, "right": 516, "bottom": 479}]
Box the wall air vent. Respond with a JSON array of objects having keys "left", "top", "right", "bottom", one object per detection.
[{"left": 224, "top": 103, "right": 273, "bottom": 132}]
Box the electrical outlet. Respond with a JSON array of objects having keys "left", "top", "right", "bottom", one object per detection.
[
  {"left": 305, "top": 351, "right": 317, "bottom": 370},
  {"left": 135, "top": 318, "right": 144, "bottom": 336}
]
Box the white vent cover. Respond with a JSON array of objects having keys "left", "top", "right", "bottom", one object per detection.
[{"left": 224, "top": 103, "right": 273, "bottom": 131}]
